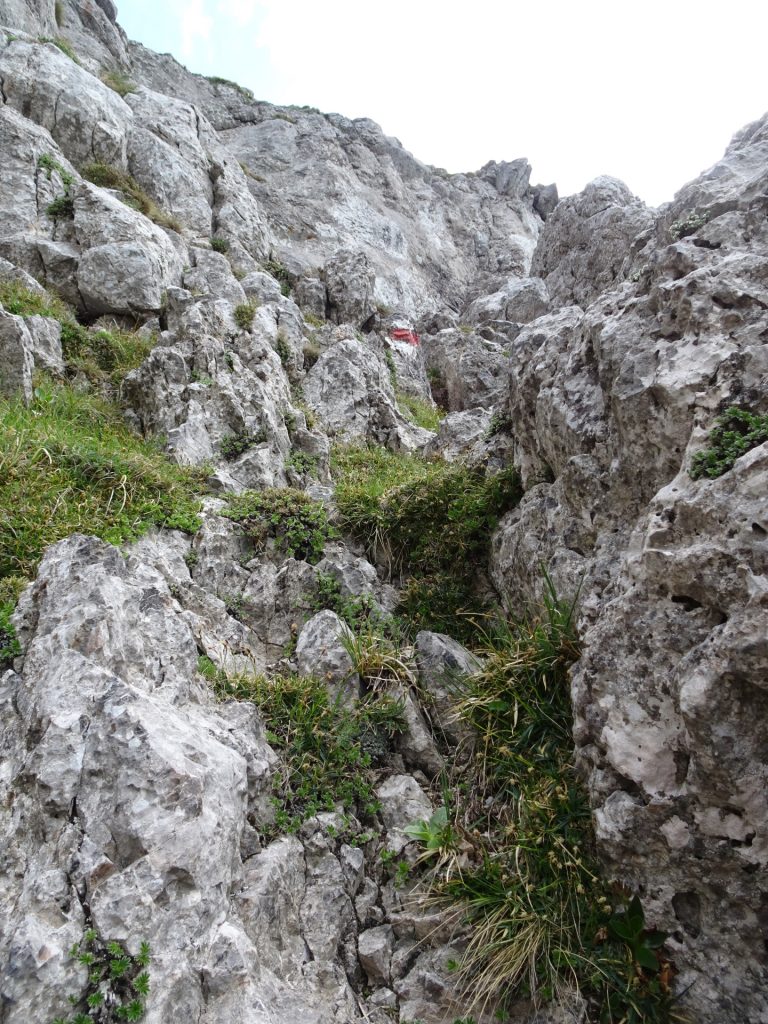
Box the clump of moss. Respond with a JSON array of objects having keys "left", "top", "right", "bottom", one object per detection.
[
  {"left": 222, "top": 487, "right": 333, "bottom": 563},
  {"left": 690, "top": 406, "right": 768, "bottom": 479},
  {"left": 81, "top": 162, "right": 181, "bottom": 232},
  {"left": 0, "top": 601, "right": 21, "bottom": 667}
]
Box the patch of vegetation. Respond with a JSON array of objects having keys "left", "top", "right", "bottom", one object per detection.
[
  {"left": 211, "top": 670, "right": 405, "bottom": 835},
  {"left": 303, "top": 312, "right": 325, "bottom": 329},
  {"left": 101, "top": 69, "right": 136, "bottom": 97},
  {"left": 52, "top": 928, "right": 151, "bottom": 1024},
  {"left": 332, "top": 444, "right": 521, "bottom": 641},
  {"left": 38, "top": 153, "right": 73, "bottom": 189},
  {"left": 0, "top": 600, "right": 21, "bottom": 667},
  {"left": 54, "top": 0, "right": 64, "bottom": 27},
  {"left": 222, "top": 487, "right": 333, "bottom": 563},
  {"left": 312, "top": 572, "right": 378, "bottom": 632},
  {"left": 397, "top": 392, "right": 444, "bottom": 432},
  {"left": 233, "top": 301, "right": 256, "bottom": 329},
  {"left": 210, "top": 236, "right": 229, "bottom": 254},
  {"left": 669, "top": 211, "right": 708, "bottom": 240},
  {"left": 219, "top": 430, "right": 265, "bottom": 461},
  {"left": 286, "top": 449, "right": 319, "bottom": 477},
  {"left": 263, "top": 257, "right": 292, "bottom": 297},
  {"left": 46, "top": 193, "right": 75, "bottom": 219},
  {"left": 271, "top": 111, "right": 297, "bottom": 124},
  {"left": 0, "top": 380, "right": 204, "bottom": 583},
  {"left": 302, "top": 341, "right": 321, "bottom": 369},
  {"left": 0, "top": 281, "right": 150, "bottom": 393},
  {"left": 408, "top": 588, "right": 676, "bottom": 1022},
  {"left": 205, "top": 75, "right": 254, "bottom": 101},
  {"left": 81, "top": 162, "right": 181, "bottom": 232},
  {"left": 66, "top": 324, "right": 154, "bottom": 389},
  {"left": 38, "top": 153, "right": 75, "bottom": 220},
  {"left": 486, "top": 410, "right": 514, "bottom": 438},
  {"left": 39, "top": 35, "right": 79, "bottom": 63},
  {"left": 274, "top": 330, "right": 292, "bottom": 370},
  {"left": 690, "top": 406, "right": 768, "bottom": 479}
]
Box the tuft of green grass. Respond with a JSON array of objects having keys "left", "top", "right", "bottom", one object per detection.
[
  {"left": 0, "top": 379, "right": 204, "bottom": 583},
  {"left": 222, "top": 487, "right": 333, "bottom": 564},
  {"left": 0, "top": 280, "right": 152, "bottom": 393},
  {"left": 211, "top": 670, "right": 405, "bottom": 835},
  {"left": 38, "top": 35, "right": 79, "bottom": 63},
  {"left": 210, "top": 236, "right": 229, "bottom": 254},
  {"left": 233, "top": 301, "right": 256, "bottom": 329},
  {"left": 81, "top": 162, "right": 181, "bottom": 232},
  {"left": 690, "top": 406, "right": 768, "bottom": 479},
  {"left": 397, "top": 392, "right": 444, "bottom": 432},
  {"left": 101, "top": 69, "right": 136, "bottom": 97},
  {"left": 331, "top": 444, "right": 521, "bottom": 641},
  {"left": 410, "top": 587, "right": 676, "bottom": 1022}
]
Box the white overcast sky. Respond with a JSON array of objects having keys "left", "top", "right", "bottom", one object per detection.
[{"left": 116, "top": 0, "right": 768, "bottom": 207}]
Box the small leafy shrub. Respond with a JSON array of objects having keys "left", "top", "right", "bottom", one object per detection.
[
  {"left": 211, "top": 670, "right": 405, "bottom": 834},
  {"left": 222, "top": 487, "right": 332, "bottom": 563},
  {"left": 81, "top": 163, "right": 181, "bottom": 232},
  {"left": 233, "top": 301, "right": 256, "bottom": 329},
  {"left": 206, "top": 75, "right": 254, "bottom": 101},
  {"left": 669, "top": 211, "right": 708, "bottom": 240},
  {"left": 219, "top": 431, "right": 265, "bottom": 461},
  {"left": 0, "top": 601, "right": 21, "bottom": 667},
  {"left": 486, "top": 410, "right": 514, "bottom": 438},
  {"left": 101, "top": 69, "right": 136, "bottom": 97},
  {"left": 38, "top": 153, "right": 73, "bottom": 189},
  {"left": 690, "top": 406, "right": 768, "bottom": 479},
  {"left": 51, "top": 929, "right": 150, "bottom": 1024},
  {"left": 0, "top": 380, "right": 203, "bottom": 582},
  {"left": 210, "top": 236, "right": 230, "bottom": 254},
  {"left": 46, "top": 193, "right": 75, "bottom": 219},
  {"left": 397, "top": 392, "right": 444, "bottom": 432},
  {"left": 286, "top": 449, "right": 319, "bottom": 477}
]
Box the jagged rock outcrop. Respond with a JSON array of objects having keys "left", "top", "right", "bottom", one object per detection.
[{"left": 491, "top": 115, "right": 768, "bottom": 1024}]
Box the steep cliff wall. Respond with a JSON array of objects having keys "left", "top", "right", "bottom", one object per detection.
[{"left": 0, "top": 3, "right": 766, "bottom": 1024}]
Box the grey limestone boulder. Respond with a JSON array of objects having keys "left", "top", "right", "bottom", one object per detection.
[
  {"left": 0, "top": 308, "right": 34, "bottom": 400},
  {"left": 304, "top": 337, "right": 433, "bottom": 450},
  {"left": 295, "top": 609, "right": 360, "bottom": 700}
]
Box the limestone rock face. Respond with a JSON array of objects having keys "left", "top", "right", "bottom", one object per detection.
[
  {"left": 304, "top": 337, "right": 433, "bottom": 450},
  {"left": 489, "top": 116, "right": 768, "bottom": 1023},
  {"left": 0, "top": 2, "right": 766, "bottom": 1022},
  {"left": 531, "top": 176, "right": 654, "bottom": 309}
]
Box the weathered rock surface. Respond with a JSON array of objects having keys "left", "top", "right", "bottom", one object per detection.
[
  {"left": 531, "top": 176, "right": 653, "bottom": 310},
  {"left": 0, "top": 3, "right": 766, "bottom": 1023}
]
